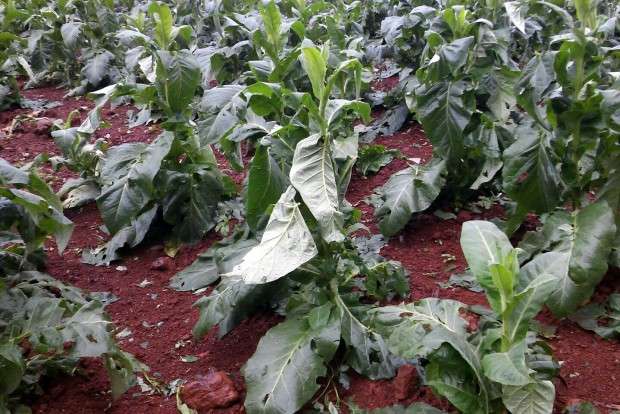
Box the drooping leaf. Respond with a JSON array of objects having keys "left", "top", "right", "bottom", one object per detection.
[
  {"left": 97, "top": 132, "right": 173, "bottom": 233},
  {"left": 171, "top": 238, "right": 257, "bottom": 292},
  {"left": 243, "top": 307, "right": 341, "bottom": 414},
  {"left": 290, "top": 134, "right": 343, "bottom": 242},
  {"left": 376, "top": 160, "right": 445, "bottom": 237},
  {"left": 226, "top": 187, "right": 317, "bottom": 284}
]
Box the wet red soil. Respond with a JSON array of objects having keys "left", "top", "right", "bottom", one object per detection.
[{"left": 2, "top": 84, "right": 619, "bottom": 413}]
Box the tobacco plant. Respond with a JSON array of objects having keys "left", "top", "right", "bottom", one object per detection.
[
  {"left": 373, "top": 221, "right": 559, "bottom": 414},
  {"left": 171, "top": 38, "right": 414, "bottom": 414},
  {"left": 0, "top": 158, "right": 141, "bottom": 412}
]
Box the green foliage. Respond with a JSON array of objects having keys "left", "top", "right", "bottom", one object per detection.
[
  {"left": 0, "top": 159, "right": 140, "bottom": 411},
  {"left": 356, "top": 145, "right": 399, "bottom": 176},
  {"left": 4, "top": 0, "right": 619, "bottom": 412},
  {"left": 374, "top": 221, "right": 559, "bottom": 414}
]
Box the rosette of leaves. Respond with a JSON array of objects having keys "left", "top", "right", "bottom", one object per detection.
[
  {"left": 174, "top": 203, "right": 409, "bottom": 414},
  {"left": 49, "top": 6, "right": 237, "bottom": 264},
  {"left": 372, "top": 221, "right": 559, "bottom": 414},
  {"left": 0, "top": 28, "right": 30, "bottom": 110},
  {"left": 0, "top": 271, "right": 143, "bottom": 412}
]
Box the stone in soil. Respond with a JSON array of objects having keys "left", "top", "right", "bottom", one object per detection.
[
  {"left": 181, "top": 371, "right": 240, "bottom": 411},
  {"left": 394, "top": 364, "right": 418, "bottom": 400}
]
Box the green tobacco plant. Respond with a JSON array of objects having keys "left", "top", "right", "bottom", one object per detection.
[
  {"left": 502, "top": 10, "right": 619, "bottom": 315},
  {"left": 375, "top": 4, "right": 520, "bottom": 236},
  {"left": 172, "top": 41, "right": 411, "bottom": 414},
  {"left": 0, "top": 158, "right": 141, "bottom": 412},
  {"left": 373, "top": 220, "right": 559, "bottom": 414},
  {"left": 51, "top": 3, "right": 236, "bottom": 264}
]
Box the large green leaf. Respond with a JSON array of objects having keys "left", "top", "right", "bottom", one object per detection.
[
  {"left": 502, "top": 380, "right": 555, "bottom": 414},
  {"left": 97, "top": 132, "right": 173, "bottom": 233},
  {"left": 425, "top": 345, "right": 487, "bottom": 414},
  {"left": 161, "top": 168, "right": 225, "bottom": 243},
  {"left": 82, "top": 206, "right": 157, "bottom": 265},
  {"left": 259, "top": 0, "right": 282, "bottom": 60},
  {"left": 334, "top": 291, "right": 395, "bottom": 379},
  {"left": 60, "top": 22, "right": 82, "bottom": 48},
  {"left": 502, "top": 125, "right": 560, "bottom": 214},
  {"left": 515, "top": 53, "right": 556, "bottom": 127},
  {"left": 61, "top": 301, "right": 112, "bottom": 357},
  {"left": 521, "top": 202, "right": 616, "bottom": 316},
  {"left": 199, "top": 85, "right": 246, "bottom": 144},
  {"left": 373, "top": 299, "right": 489, "bottom": 412},
  {"left": 0, "top": 344, "right": 24, "bottom": 395},
  {"left": 460, "top": 220, "right": 514, "bottom": 313},
  {"left": 376, "top": 160, "right": 445, "bottom": 237},
  {"left": 155, "top": 50, "right": 201, "bottom": 118},
  {"left": 226, "top": 186, "right": 317, "bottom": 284},
  {"left": 171, "top": 238, "right": 257, "bottom": 293},
  {"left": 246, "top": 145, "right": 288, "bottom": 231},
  {"left": 83, "top": 51, "right": 114, "bottom": 86},
  {"left": 290, "top": 134, "right": 343, "bottom": 242},
  {"left": 414, "top": 81, "right": 473, "bottom": 159},
  {"left": 505, "top": 273, "right": 556, "bottom": 344},
  {"left": 481, "top": 341, "right": 531, "bottom": 386},
  {"left": 193, "top": 273, "right": 282, "bottom": 338},
  {"left": 299, "top": 41, "right": 326, "bottom": 100},
  {"left": 427, "top": 37, "right": 474, "bottom": 79},
  {"left": 243, "top": 306, "right": 340, "bottom": 414}
]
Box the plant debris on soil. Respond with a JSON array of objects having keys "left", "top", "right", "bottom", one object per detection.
[{"left": 2, "top": 83, "right": 619, "bottom": 414}]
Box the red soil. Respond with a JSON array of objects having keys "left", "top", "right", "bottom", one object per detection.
[{"left": 2, "top": 84, "right": 619, "bottom": 414}]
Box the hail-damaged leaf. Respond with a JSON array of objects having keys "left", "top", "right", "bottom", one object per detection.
[
  {"left": 243, "top": 306, "right": 340, "bottom": 414},
  {"left": 226, "top": 187, "right": 316, "bottom": 284},
  {"left": 376, "top": 160, "right": 445, "bottom": 236},
  {"left": 97, "top": 132, "right": 173, "bottom": 233},
  {"left": 356, "top": 145, "right": 399, "bottom": 176}
]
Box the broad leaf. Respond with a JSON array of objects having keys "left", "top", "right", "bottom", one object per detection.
[
  {"left": 226, "top": 187, "right": 317, "bottom": 284},
  {"left": 521, "top": 202, "right": 616, "bottom": 316},
  {"left": 290, "top": 134, "right": 343, "bottom": 242},
  {"left": 243, "top": 307, "right": 340, "bottom": 414},
  {"left": 481, "top": 341, "right": 531, "bottom": 386},
  {"left": 460, "top": 220, "right": 513, "bottom": 312},
  {"left": 97, "top": 132, "right": 173, "bottom": 233},
  {"left": 502, "top": 380, "right": 555, "bottom": 414},
  {"left": 246, "top": 145, "right": 288, "bottom": 231},
  {"left": 502, "top": 125, "right": 560, "bottom": 214},
  {"left": 376, "top": 160, "right": 445, "bottom": 236},
  {"left": 414, "top": 81, "right": 473, "bottom": 159}
]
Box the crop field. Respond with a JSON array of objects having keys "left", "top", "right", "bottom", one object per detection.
[{"left": 0, "top": 0, "right": 619, "bottom": 413}]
